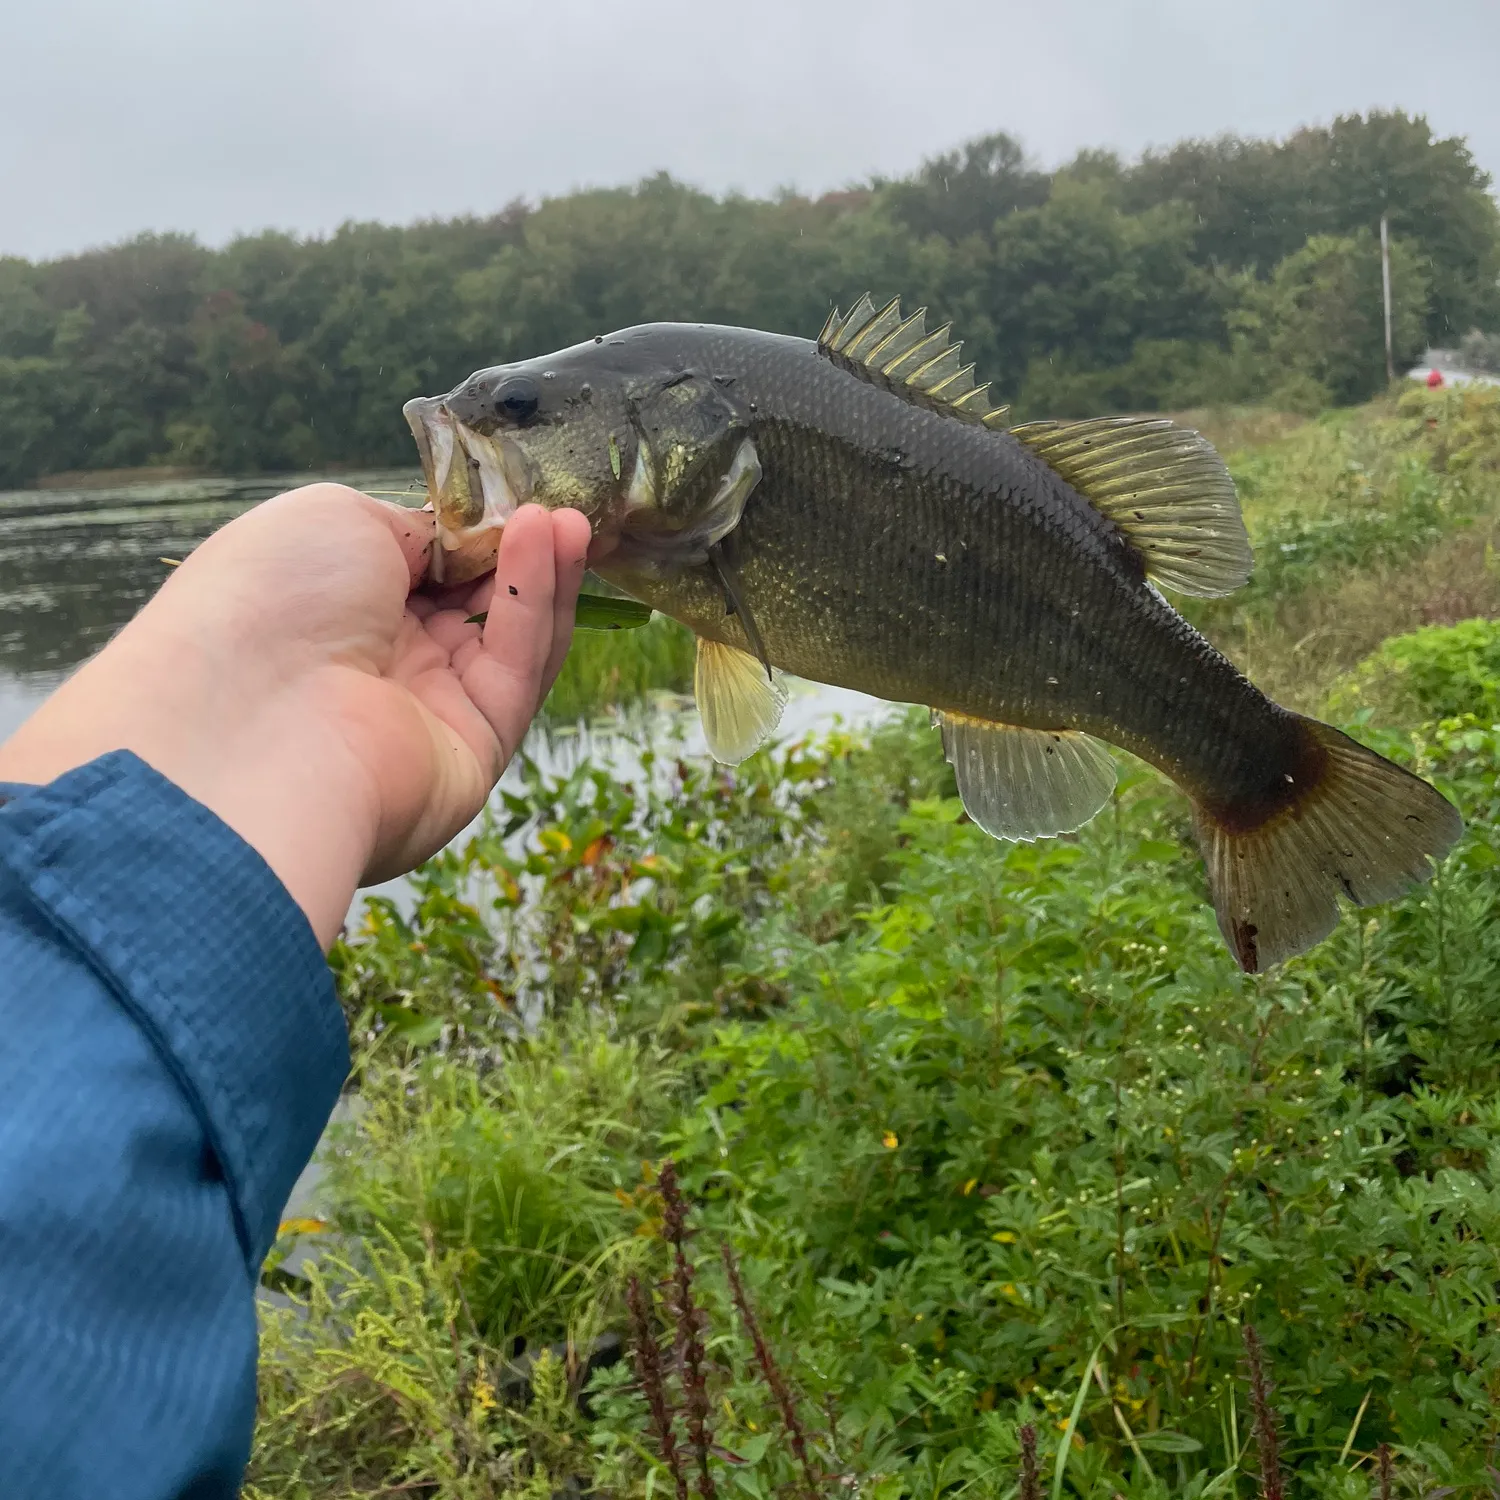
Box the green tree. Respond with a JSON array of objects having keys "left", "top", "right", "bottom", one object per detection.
[
  {"left": 988, "top": 177, "right": 1225, "bottom": 393},
  {"left": 883, "top": 131, "right": 1049, "bottom": 243},
  {"left": 1235, "top": 229, "right": 1429, "bottom": 406},
  {"left": 179, "top": 290, "right": 321, "bottom": 471},
  {"left": 1, "top": 114, "right": 1495, "bottom": 485},
  {"left": 1126, "top": 111, "right": 1500, "bottom": 343},
  {"left": 1297, "top": 110, "right": 1500, "bottom": 338}
]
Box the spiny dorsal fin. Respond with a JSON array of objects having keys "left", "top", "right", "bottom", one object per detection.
[
  {"left": 1010, "top": 417, "right": 1252, "bottom": 598},
  {"left": 818, "top": 294, "right": 1010, "bottom": 430},
  {"left": 936, "top": 712, "right": 1117, "bottom": 842}
]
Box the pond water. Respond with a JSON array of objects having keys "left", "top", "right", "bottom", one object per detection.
[
  {"left": 0, "top": 470, "right": 893, "bottom": 798},
  {"left": 0, "top": 470, "right": 422, "bottom": 740}
]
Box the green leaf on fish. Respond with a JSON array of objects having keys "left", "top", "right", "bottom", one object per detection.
[{"left": 466, "top": 592, "right": 653, "bottom": 632}]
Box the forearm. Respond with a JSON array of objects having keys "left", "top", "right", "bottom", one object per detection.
[{"left": 0, "top": 754, "right": 348, "bottom": 1495}]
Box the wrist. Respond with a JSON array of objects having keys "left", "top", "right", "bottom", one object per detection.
[{"left": 0, "top": 606, "right": 379, "bottom": 948}]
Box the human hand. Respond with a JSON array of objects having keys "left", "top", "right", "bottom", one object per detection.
[{"left": 0, "top": 485, "right": 591, "bottom": 946}]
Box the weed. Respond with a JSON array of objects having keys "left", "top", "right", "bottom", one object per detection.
[
  {"left": 720, "top": 1243, "right": 821, "bottom": 1500},
  {"left": 1242, "top": 1325, "right": 1285, "bottom": 1500},
  {"left": 628, "top": 1273, "right": 690, "bottom": 1500},
  {"left": 1019, "top": 1423, "right": 1040, "bottom": 1500}
]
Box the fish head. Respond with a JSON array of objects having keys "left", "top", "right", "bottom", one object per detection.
[
  {"left": 404, "top": 330, "right": 749, "bottom": 583},
  {"left": 403, "top": 347, "right": 624, "bottom": 583}
]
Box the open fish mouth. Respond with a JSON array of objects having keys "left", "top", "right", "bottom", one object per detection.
[{"left": 402, "top": 396, "right": 533, "bottom": 583}]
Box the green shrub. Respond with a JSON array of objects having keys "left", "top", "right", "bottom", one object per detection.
[
  {"left": 330, "top": 738, "right": 822, "bottom": 1057},
  {"left": 272, "top": 710, "right": 1500, "bottom": 1497},
  {"left": 1328, "top": 617, "right": 1500, "bottom": 726}
]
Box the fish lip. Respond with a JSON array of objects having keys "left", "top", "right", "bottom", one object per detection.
[
  {"left": 403, "top": 396, "right": 535, "bottom": 584},
  {"left": 403, "top": 395, "right": 532, "bottom": 533},
  {"left": 402, "top": 397, "right": 439, "bottom": 495}
]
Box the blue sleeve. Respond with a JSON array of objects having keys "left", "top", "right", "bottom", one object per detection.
[{"left": 0, "top": 751, "right": 350, "bottom": 1497}]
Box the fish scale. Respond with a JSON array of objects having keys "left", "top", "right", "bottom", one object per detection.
[
  {"left": 642, "top": 338, "right": 1281, "bottom": 807},
  {"left": 405, "top": 303, "right": 1462, "bottom": 972}
]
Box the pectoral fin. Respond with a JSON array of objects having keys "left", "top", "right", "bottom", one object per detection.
[
  {"left": 936, "top": 712, "right": 1116, "bottom": 841},
  {"left": 618, "top": 436, "right": 762, "bottom": 570},
  {"left": 695, "top": 638, "right": 788, "bottom": 764},
  {"left": 708, "top": 543, "right": 772, "bottom": 681}
]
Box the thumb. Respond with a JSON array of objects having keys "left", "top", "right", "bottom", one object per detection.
[{"left": 363, "top": 496, "right": 436, "bottom": 589}]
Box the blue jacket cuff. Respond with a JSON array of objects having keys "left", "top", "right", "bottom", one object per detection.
[{"left": 0, "top": 750, "right": 349, "bottom": 1266}]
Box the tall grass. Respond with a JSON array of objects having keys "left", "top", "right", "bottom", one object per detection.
[
  {"left": 542, "top": 614, "right": 695, "bottom": 726},
  {"left": 1193, "top": 384, "right": 1500, "bottom": 709}
]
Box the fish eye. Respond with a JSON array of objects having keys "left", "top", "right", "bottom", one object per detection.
[{"left": 493, "top": 377, "right": 540, "bottom": 423}]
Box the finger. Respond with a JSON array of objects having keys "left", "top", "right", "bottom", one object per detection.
[
  {"left": 360, "top": 495, "right": 435, "bottom": 588},
  {"left": 457, "top": 506, "right": 562, "bottom": 768},
  {"left": 541, "top": 508, "right": 592, "bottom": 697}
]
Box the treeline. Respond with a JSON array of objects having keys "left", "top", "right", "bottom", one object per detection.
[{"left": 1, "top": 110, "right": 1497, "bottom": 485}]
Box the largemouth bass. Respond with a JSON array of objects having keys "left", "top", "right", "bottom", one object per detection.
[{"left": 402, "top": 295, "right": 1462, "bottom": 971}]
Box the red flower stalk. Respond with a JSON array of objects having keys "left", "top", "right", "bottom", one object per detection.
[
  {"left": 721, "top": 1241, "right": 821, "bottom": 1500},
  {"left": 1241, "top": 1324, "right": 1285, "bottom": 1500},
  {"left": 1018, "top": 1423, "right": 1040, "bottom": 1500},
  {"left": 627, "top": 1274, "right": 688, "bottom": 1500},
  {"left": 658, "top": 1161, "right": 717, "bottom": 1500}
]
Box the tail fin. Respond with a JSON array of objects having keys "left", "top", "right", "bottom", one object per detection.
[{"left": 1193, "top": 717, "right": 1463, "bottom": 972}]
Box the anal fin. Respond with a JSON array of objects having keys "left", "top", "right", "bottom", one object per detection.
[
  {"left": 695, "top": 638, "right": 788, "bottom": 764},
  {"left": 936, "top": 712, "right": 1117, "bottom": 842}
]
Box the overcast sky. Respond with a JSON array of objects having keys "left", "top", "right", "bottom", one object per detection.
[{"left": 4, "top": 0, "right": 1499, "bottom": 263}]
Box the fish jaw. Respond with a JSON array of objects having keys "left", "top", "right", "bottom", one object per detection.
[{"left": 402, "top": 396, "right": 532, "bottom": 584}]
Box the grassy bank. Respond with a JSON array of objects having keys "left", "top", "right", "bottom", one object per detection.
[
  {"left": 1194, "top": 384, "right": 1500, "bottom": 710},
  {"left": 543, "top": 614, "right": 696, "bottom": 726},
  {"left": 250, "top": 388, "right": 1500, "bottom": 1499}
]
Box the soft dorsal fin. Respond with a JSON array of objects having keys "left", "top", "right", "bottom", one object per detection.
[
  {"left": 935, "top": 712, "right": 1117, "bottom": 842},
  {"left": 818, "top": 294, "right": 1010, "bottom": 430},
  {"left": 1011, "top": 417, "right": 1252, "bottom": 598}
]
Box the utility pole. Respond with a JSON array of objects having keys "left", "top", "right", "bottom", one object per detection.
[{"left": 1380, "top": 212, "right": 1395, "bottom": 384}]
